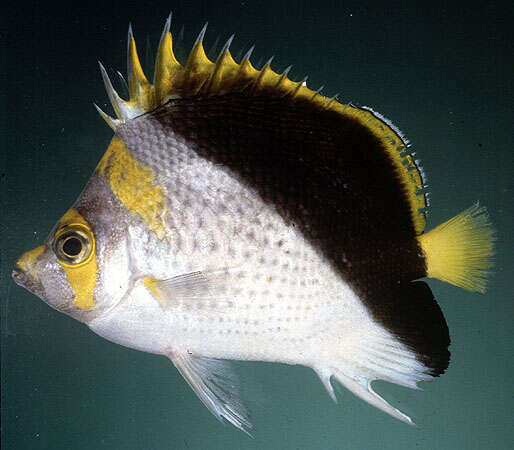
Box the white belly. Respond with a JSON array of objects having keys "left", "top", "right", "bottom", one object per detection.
[
  {"left": 88, "top": 231, "right": 374, "bottom": 372},
  {"left": 86, "top": 171, "right": 427, "bottom": 427},
  {"left": 85, "top": 105, "right": 437, "bottom": 428},
  {"left": 88, "top": 125, "right": 394, "bottom": 383}
]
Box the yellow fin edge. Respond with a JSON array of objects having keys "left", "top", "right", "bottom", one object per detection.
[
  {"left": 97, "top": 19, "right": 427, "bottom": 233},
  {"left": 418, "top": 204, "right": 495, "bottom": 293}
]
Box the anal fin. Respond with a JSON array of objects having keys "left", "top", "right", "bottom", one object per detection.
[
  {"left": 169, "top": 351, "right": 252, "bottom": 435},
  {"left": 315, "top": 281, "right": 449, "bottom": 425},
  {"left": 316, "top": 353, "right": 421, "bottom": 426},
  {"left": 333, "top": 371, "right": 416, "bottom": 426}
]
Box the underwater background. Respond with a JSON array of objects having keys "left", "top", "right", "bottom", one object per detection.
[{"left": 1, "top": 1, "right": 512, "bottom": 449}]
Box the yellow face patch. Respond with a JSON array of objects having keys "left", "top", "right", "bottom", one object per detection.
[
  {"left": 17, "top": 245, "right": 45, "bottom": 274},
  {"left": 54, "top": 209, "right": 97, "bottom": 309},
  {"left": 97, "top": 137, "right": 169, "bottom": 239}
]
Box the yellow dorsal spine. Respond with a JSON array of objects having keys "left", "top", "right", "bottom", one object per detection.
[
  {"left": 184, "top": 24, "right": 215, "bottom": 96},
  {"left": 127, "top": 28, "right": 154, "bottom": 113},
  {"left": 203, "top": 36, "right": 238, "bottom": 95},
  {"left": 251, "top": 57, "right": 275, "bottom": 94},
  {"left": 276, "top": 65, "right": 292, "bottom": 90},
  {"left": 154, "top": 18, "right": 183, "bottom": 103},
  {"left": 95, "top": 16, "right": 429, "bottom": 233}
]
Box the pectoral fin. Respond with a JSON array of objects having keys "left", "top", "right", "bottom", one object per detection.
[
  {"left": 169, "top": 351, "right": 252, "bottom": 435},
  {"left": 143, "top": 267, "right": 238, "bottom": 312}
]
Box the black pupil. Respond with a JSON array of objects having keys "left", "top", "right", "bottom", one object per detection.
[{"left": 63, "top": 237, "right": 82, "bottom": 256}]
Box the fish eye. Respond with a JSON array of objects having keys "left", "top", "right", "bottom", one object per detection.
[
  {"left": 53, "top": 227, "right": 93, "bottom": 265},
  {"left": 62, "top": 236, "right": 82, "bottom": 256}
]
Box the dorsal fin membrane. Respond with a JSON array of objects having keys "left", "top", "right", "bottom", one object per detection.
[
  {"left": 154, "top": 28, "right": 184, "bottom": 102},
  {"left": 96, "top": 17, "right": 427, "bottom": 233},
  {"left": 127, "top": 34, "right": 153, "bottom": 111}
]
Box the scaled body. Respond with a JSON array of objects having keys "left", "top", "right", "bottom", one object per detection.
[{"left": 13, "top": 18, "right": 494, "bottom": 433}]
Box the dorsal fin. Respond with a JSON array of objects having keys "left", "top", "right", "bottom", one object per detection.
[{"left": 96, "top": 16, "right": 428, "bottom": 233}]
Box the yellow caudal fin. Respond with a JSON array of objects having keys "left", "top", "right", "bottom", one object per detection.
[{"left": 418, "top": 204, "right": 495, "bottom": 293}]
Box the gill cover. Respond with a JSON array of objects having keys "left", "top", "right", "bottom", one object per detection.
[
  {"left": 54, "top": 209, "right": 97, "bottom": 309},
  {"left": 95, "top": 14, "right": 428, "bottom": 234}
]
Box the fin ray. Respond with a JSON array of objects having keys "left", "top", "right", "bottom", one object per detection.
[
  {"left": 142, "top": 268, "right": 241, "bottom": 312},
  {"left": 169, "top": 351, "right": 252, "bottom": 434},
  {"left": 333, "top": 371, "right": 416, "bottom": 426},
  {"left": 418, "top": 203, "right": 495, "bottom": 292},
  {"left": 98, "top": 17, "right": 429, "bottom": 232},
  {"left": 314, "top": 281, "right": 449, "bottom": 423}
]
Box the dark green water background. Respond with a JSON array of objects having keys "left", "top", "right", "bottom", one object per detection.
[{"left": 1, "top": 1, "right": 512, "bottom": 449}]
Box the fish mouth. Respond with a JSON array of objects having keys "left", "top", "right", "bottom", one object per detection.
[
  {"left": 12, "top": 269, "right": 73, "bottom": 314},
  {"left": 12, "top": 269, "right": 45, "bottom": 298}
]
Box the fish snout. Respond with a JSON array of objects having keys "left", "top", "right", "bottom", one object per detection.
[
  {"left": 16, "top": 245, "right": 45, "bottom": 273},
  {"left": 12, "top": 268, "right": 45, "bottom": 298},
  {"left": 13, "top": 245, "right": 46, "bottom": 297}
]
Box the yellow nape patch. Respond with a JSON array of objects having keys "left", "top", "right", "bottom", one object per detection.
[
  {"left": 17, "top": 245, "right": 45, "bottom": 273},
  {"left": 142, "top": 276, "right": 163, "bottom": 300},
  {"left": 418, "top": 204, "right": 495, "bottom": 293},
  {"left": 97, "top": 137, "right": 169, "bottom": 239},
  {"left": 60, "top": 208, "right": 92, "bottom": 228},
  {"left": 57, "top": 209, "right": 97, "bottom": 309}
]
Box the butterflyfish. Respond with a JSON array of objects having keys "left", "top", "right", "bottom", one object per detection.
[{"left": 13, "top": 15, "right": 495, "bottom": 433}]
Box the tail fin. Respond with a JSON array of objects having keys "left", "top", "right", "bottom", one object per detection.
[{"left": 418, "top": 204, "right": 495, "bottom": 293}]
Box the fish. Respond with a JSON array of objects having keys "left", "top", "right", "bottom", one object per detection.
[{"left": 12, "top": 15, "right": 494, "bottom": 434}]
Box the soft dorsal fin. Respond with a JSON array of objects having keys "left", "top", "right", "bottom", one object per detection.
[{"left": 96, "top": 15, "right": 427, "bottom": 233}]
